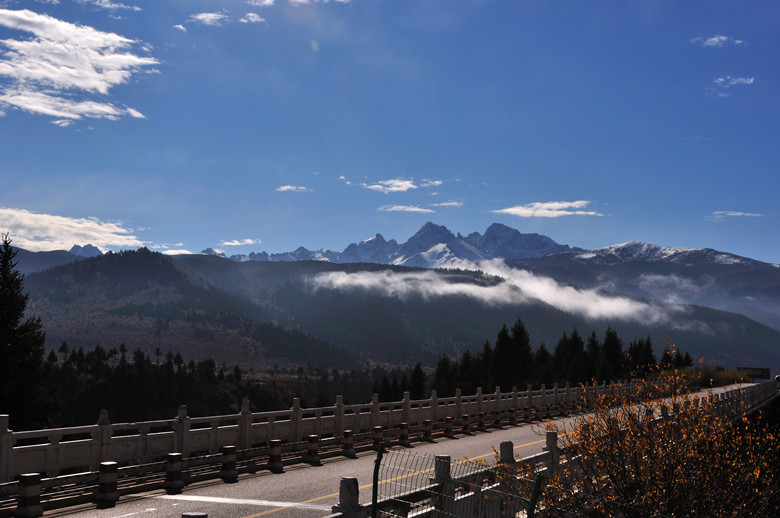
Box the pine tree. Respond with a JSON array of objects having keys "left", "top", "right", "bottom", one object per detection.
[
  {"left": 409, "top": 362, "right": 426, "bottom": 399},
  {"left": 0, "top": 234, "right": 46, "bottom": 429}
]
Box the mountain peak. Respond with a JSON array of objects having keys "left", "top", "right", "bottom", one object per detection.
[
  {"left": 200, "top": 248, "right": 227, "bottom": 258},
  {"left": 408, "top": 222, "right": 456, "bottom": 243},
  {"left": 69, "top": 244, "right": 103, "bottom": 258}
]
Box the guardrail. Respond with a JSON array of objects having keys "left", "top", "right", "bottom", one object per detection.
[
  {"left": 325, "top": 380, "right": 780, "bottom": 518},
  {"left": 0, "top": 381, "right": 618, "bottom": 484},
  {"left": 0, "top": 380, "right": 776, "bottom": 516}
]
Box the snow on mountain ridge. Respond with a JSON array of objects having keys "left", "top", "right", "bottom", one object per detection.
[{"left": 578, "top": 241, "right": 747, "bottom": 266}]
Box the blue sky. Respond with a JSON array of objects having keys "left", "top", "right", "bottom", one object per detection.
[{"left": 1, "top": 0, "right": 778, "bottom": 263}]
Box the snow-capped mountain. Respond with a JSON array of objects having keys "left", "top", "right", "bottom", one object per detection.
[
  {"left": 512, "top": 241, "right": 780, "bottom": 332},
  {"left": 225, "top": 222, "right": 579, "bottom": 268},
  {"left": 573, "top": 241, "right": 749, "bottom": 266}
]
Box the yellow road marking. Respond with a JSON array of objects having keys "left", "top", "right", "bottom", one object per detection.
[{"left": 242, "top": 438, "right": 545, "bottom": 517}]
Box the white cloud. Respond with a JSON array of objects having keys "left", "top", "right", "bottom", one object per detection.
[
  {"left": 362, "top": 178, "right": 418, "bottom": 194},
  {"left": 308, "top": 259, "right": 681, "bottom": 325},
  {"left": 0, "top": 207, "right": 144, "bottom": 251},
  {"left": 161, "top": 249, "right": 194, "bottom": 256},
  {"left": 188, "top": 12, "right": 229, "bottom": 26},
  {"left": 421, "top": 179, "right": 443, "bottom": 188},
  {"left": 707, "top": 211, "right": 765, "bottom": 222},
  {"left": 77, "top": 0, "right": 141, "bottom": 12},
  {"left": 276, "top": 185, "right": 310, "bottom": 192},
  {"left": 220, "top": 238, "right": 261, "bottom": 246},
  {"left": 173, "top": 24, "right": 187, "bottom": 32},
  {"left": 709, "top": 76, "right": 755, "bottom": 97},
  {"left": 492, "top": 200, "right": 602, "bottom": 218},
  {"left": 0, "top": 9, "right": 158, "bottom": 122},
  {"left": 290, "top": 0, "right": 351, "bottom": 4},
  {"left": 247, "top": 0, "right": 275, "bottom": 5},
  {"left": 431, "top": 201, "right": 463, "bottom": 208},
  {"left": 377, "top": 205, "right": 435, "bottom": 214},
  {"left": 240, "top": 13, "right": 266, "bottom": 24},
  {"left": 691, "top": 35, "right": 744, "bottom": 47}
]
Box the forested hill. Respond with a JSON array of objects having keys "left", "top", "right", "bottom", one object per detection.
[
  {"left": 19, "top": 248, "right": 780, "bottom": 371},
  {"left": 24, "top": 248, "right": 358, "bottom": 371}
]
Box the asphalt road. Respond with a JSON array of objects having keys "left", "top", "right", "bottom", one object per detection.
[{"left": 48, "top": 422, "right": 550, "bottom": 518}]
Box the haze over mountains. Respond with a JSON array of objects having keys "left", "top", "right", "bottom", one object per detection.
[{"left": 15, "top": 222, "right": 780, "bottom": 372}]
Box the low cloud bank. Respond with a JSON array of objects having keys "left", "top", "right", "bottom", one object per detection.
[
  {"left": 309, "top": 259, "right": 690, "bottom": 327},
  {"left": 0, "top": 207, "right": 143, "bottom": 251}
]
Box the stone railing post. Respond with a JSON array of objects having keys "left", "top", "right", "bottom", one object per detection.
[
  {"left": 174, "top": 405, "right": 191, "bottom": 457},
  {"left": 540, "top": 384, "right": 547, "bottom": 415},
  {"left": 430, "top": 390, "right": 439, "bottom": 423},
  {"left": 240, "top": 398, "right": 252, "bottom": 450},
  {"left": 499, "top": 440, "right": 515, "bottom": 465},
  {"left": 545, "top": 431, "right": 559, "bottom": 473},
  {"left": 494, "top": 386, "right": 501, "bottom": 414},
  {"left": 331, "top": 477, "right": 364, "bottom": 518},
  {"left": 402, "top": 392, "right": 411, "bottom": 425},
  {"left": 370, "top": 393, "right": 380, "bottom": 428},
  {"left": 96, "top": 409, "right": 112, "bottom": 468},
  {"left": 291, "top": 398, "right": 302, "bottom": 443},
  {"left": 0, "top": 415, "right": 12, "bottom": 483},
  {"left": 512, "top": 385, "right": 519, "bottom": 414},
  {"left": 432, "top": 455, "right": 455, "bottom": 515},
  {"left": 526, "top": 384, "right": 533, "bottom": 417},
  {"left": 335, "top": 395, "right": 345, "bottom": 438},
  {"left": 454, "top": 388, "right": 462, "bottom": 420},
  {"left": 476, "top": 387, "right": 483, "bottom": 415}
]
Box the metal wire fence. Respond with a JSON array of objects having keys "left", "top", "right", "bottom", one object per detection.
[{"left": 372, "top": 445, "right": 543, "bottom": 518}]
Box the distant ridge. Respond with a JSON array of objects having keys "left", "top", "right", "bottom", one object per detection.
[{"left": 221, "top": 222, "right": 580, "bottom": 268}]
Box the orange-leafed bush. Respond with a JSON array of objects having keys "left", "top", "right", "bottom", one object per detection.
[{"left": 505, "top": 373, "right": 780, "bottom": 517}]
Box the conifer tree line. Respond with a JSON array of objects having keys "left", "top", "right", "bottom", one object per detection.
[{"left": 429, "top": 318, "right": 694, "bottom": 397}]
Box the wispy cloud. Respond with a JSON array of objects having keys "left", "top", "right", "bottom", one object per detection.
[
  {"left": 247, "top": 0, "right": 275, "bottom": 6},
  {"left": 0, "top": 207, "right": 144, "bottom": 251},
  {"left": 492, "top": 200, "right": 602, "bottom": 218},
  {"left": 707, "top": 211, "right": 765, "bottom": 222},
  {"left": 77, "top": 0, "right": 141, "bottom": 11},
  {"left": 220, "top": 238, "right": 261, "bottom": 246},
  {"left": 308, "top": 259, "right": 681, "bottom": 325},
  {"left": 0, "top": 9, "right": 158, "bottom": 122},
  {"left": 377, "top": 205, "right": 435, "bottom": 214},
  {"left": 173, "top": 24, "right": 187, "bottom": 32},
  {"left": 362, "top": 178, "right": 418, "bottom": 193},
  {"left": 431, "top": 201, "right": 464, "bottom": 208},
  {"left": 240, "top": 13, "right": 266, "bottom": 24},
  {"left": 188, "top": 12, "right": 229, "bottom": 26},
  {"left": 277, "top": 185, "right": 310, "bottom": 192},
  {"left": 360, "top": 177, "right": 441, "bottom": 194},
  {"left": 691, "top": 35, "right": 744, "bottom": 48},
  {"left": 709, "top": 76, "right": 755, "bottom": 97}
]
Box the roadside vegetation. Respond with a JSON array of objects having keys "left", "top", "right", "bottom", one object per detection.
[{"left": 498, "top": 369, "right": 780, "bottom": 517}]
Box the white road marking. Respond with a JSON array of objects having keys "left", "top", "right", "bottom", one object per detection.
[{"left": 155, "top": 494, "right": 330, "bottom": 511}]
